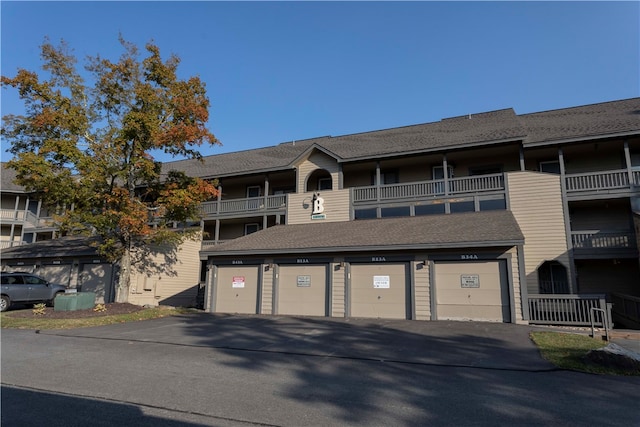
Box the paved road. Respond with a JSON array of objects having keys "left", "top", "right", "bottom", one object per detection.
[{"left": 2, "top": 314, "right": 639, "bottom": 426}]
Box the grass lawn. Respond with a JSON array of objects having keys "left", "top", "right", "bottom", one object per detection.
[
  {"left": 530, "top": 331, "right": 640, "bottom": 376},
  {"left": 0, "top": 306, "right": 195, "bottom": 329}
]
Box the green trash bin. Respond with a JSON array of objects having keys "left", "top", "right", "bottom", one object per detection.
[
  {"left": 54, "top": 294, "right": 77, "bottom": 311},
  {"left": 54, "top": 292, "right": 96, "bottom": 311}
]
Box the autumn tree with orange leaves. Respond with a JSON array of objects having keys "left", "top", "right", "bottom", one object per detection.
[{"left": 1, "top": 37, "right": 219, "bottom": 302}]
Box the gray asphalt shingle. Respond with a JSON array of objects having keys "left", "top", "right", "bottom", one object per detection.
[{"left": 206, "top": 210, "right": 524, "bottom": 255}]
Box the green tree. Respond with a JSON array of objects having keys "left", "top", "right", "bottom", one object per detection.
[{"left": 2, "top": 37, "right": 220, "bottom": 302}]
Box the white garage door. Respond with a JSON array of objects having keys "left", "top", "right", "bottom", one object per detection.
[
  {"left": 278, "top": 265, "right": 327, "bottom": 316},
  {"left": 435, "top": 261, "right": 510, "bottom": 322},
  {"left": 350, "top": 263, "right": 408, "bottom": 319},
  {"left": 215, "top": 266, "right": 260, "bottom": 314}
]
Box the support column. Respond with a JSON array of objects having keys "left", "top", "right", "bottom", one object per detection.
[
  {"left": 519, "top": 146, "right": 526, "bottom": 171},
  {"left": 558, "top": 148, "right": 577, "bottom": 293},
  {"left": 624, "top": 141, "right": 634, "bottom": 184},
  {"left": 443, "top": 155, "right": 450, "bottom": 196},
  {"left": 375, "top": 161, "right": 381, "bottom": 218},
  {"left": 263, "top": 176, "right": 270, "bottom": 230}
]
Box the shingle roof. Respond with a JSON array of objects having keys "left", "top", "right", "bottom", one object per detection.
[
  {"left": 317, "top": 109, "right": 527, "bottom": 160},
  {"left": 0, "top": 236, "right": 102, "bottom": 259},
  {"left": 520, "top": 98, "right": 640, "bottom": 146},
  {"left": 1, "top": 163, "right": 26, "bottom": 193},
  {"left": 205, "top": 210, "right": 524, "bottom": 256},
  {"left": 163, "top": 97, "right": 640, "bottom": 179}
]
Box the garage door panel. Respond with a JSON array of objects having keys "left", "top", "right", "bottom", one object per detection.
[
  {"left": 350, "top": 264, "right": 408, "bottom": 319},
  {"left": 278, "top": 265, "right": 327, "bottom": 316},
  {"left": 38, "top": 265, "right": 72, "bottom": 287},
  {"left": 435, "top": 261, "right": 510, "bottom": 322},
  {"left": 80, "top": 263, "right": 113, "bottom": 303},
  {"left": 216, "top": 266, "right": 260, "bottom": 314}
]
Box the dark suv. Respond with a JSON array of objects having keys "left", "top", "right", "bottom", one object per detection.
[{"left": 0, "top": 272, "right": 67, "bottom": 312}]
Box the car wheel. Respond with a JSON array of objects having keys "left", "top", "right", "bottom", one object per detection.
[
  {"left": 48, "top": 292, "right": 65, "bottom": 307},
  {"left": 0, "top": 295, "right": 10, "bottom": 312}
]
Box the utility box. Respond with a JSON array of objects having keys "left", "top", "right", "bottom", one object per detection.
[{"left": 54, "top": 292, "right": 97, "bottom": 311}]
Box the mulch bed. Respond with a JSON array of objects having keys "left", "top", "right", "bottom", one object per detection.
[{"left": 4, "top": 303, "right": 145, "bottom": 319}]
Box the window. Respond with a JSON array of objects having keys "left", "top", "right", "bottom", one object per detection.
[
  {"left": 244, "top": 223, "right": 260, "bottom": 235},
  {"left": 432, "top": 166, "right": 454, "bottom": 194},
  {"left": 469, "top": 165, "right": 502, "bottom": 176},
  {"left": 246, "top": 186, "right": 261, "bottom": 198},
  {"left": 539, "top": 160, "right": 561, "bottom": 174},
  {"left": 432, "top": 165, "right": 454, "bottom": 180},
  {"left": 415, "top": 204, "right": 446, "bottom": 216},
  {"left": 538, "top": 261, "right": 569, "bottom": 294},
  {"left": 381, "top": 206, "right": 410, "bottom": 218},
  {"left": 450, "top": 200, "right": 475, "bottom": 213},
  {"left": 479, "top": 198, "right": 506, "bottom": 211},
  {"left": 371, "top": 169, "right": 399, "bottom": 185},
  {"left": 354, "top": 208, "right": 377, "bottom": 220},
  {"left": 318, "top": 177, "right": 332, "bottom": 190}
]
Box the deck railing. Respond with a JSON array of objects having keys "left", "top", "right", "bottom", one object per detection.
[
  {"left": 565, "top": 169, "right": 630, "bottom": 193},
  {"left": 201, "top": 195, "right": 287, "bottom": 217},
  {"left": 0, "top": 209, "right": 26, "bottom": 222},
  {"left": 571, "top": 230, "right": 637, "bottom": 249},
  {"left": 611, "top": 293, "right": 640, "bottom": 329},
  {"left": 352, "top": 173, "right": 504, "bottom": 204},
  {"left": 528, "top": 294, "right": 611, "bottom": 327}
]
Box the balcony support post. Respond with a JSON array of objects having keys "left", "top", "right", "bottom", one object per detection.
[
  {"left": 624, "top": 141, "right": 634, "bottom": 185},
  {"left": 214, "top": 219, "right": 220, "bottom": 244},
  {"left": 443, "top": 155, "right": 450, "bottom": 197},
  {"left": 558, "top": 148, "right": 577, "bottom": 293},
  {"left": 216, "top": 185, "right": 222, "bottom": 216},
  {"left": 519, "top": 146, "right": 526, "bottom": 171},
  {"left": 375, "top": 161, "right": 381, "bottom": 218}
]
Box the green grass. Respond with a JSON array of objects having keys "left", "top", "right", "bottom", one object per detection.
[
  {"left": 0, "top": 306, "right": 196, "bottom": 330},
  {"left": 530, "top": 331, "right": 639, "bottom": 376}
]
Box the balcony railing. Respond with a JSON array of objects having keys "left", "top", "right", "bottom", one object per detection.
[
  {"left": 571, "top": 230, "right": 637, "bottom": 249},
  {"left": 201, "top": 239, "right": 232, "bottom": 248},
  {"left": 0, "top": 209, "right": 53, "bottom": 228},
  {"left": 352, "top": 173, "right": 505, "bottom": 204},
  {"left": 564, "top": 169, "right": 637, "bottom": 193},
  {"left": 201, "top": 195, "right": 287, "bottom": 218},
  {"left": 0, "top": 209, "right": 27, "bottom": 223}
]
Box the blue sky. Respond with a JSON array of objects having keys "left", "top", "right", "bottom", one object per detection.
[{"left": 2, "top": 1, "right": 638, "bottom": 163}]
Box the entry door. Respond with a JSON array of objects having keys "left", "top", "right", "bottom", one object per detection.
[
  {"left": 215, "top": 266, "right": 260, "bottom": 314},
  {"left": 277, "top": 265, "right": 327, "bottom": 316},
  {"left": 350, "top": 263, "right": 409, "bottom": 319},
  {"left": 435, "top": 261, "right": 510, "bottom": 322}
]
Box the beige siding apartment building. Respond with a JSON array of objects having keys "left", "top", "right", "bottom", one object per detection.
[{"left": 2, "top": 98, "right": 639, "bottom": 325}]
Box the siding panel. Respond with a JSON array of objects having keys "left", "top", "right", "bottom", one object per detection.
[{"left": 506, "top": 172, "right": 570, "bottom": 294}]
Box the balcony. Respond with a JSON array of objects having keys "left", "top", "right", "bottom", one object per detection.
[
  {"left": 0, "top": 209, "right": 55, "bottom": 229},
  {"left": 564, "top": 169, "right": 640, "bottom": 200},
  {"left": 201, "top": 194, "right": 287, "bottom": 219},
  {"left": 352, "top": 173, "right": 505, "bottom": 204},
  {"left": 571, "top": 230, "right": 638, "bottom": 259}
]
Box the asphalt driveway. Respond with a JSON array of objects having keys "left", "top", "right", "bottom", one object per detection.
[
  {"left": 37, "top": 313, "right": 555, "bottom": 372},
  {"left": 3, "top": 314, "right": 639, "bottom": 426}
]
